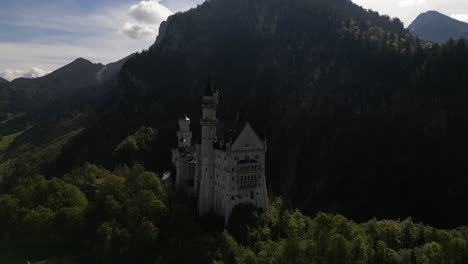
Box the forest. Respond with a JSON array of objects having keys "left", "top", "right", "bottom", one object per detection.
[
  {"left": 1, "top": 127, "right": 468, "bottom": 263},
  {"left": 2, "top": 0, "right": 468, "bottom": 262}
]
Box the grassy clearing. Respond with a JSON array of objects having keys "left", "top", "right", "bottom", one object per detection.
[
  {"left": 0, "top": 129, "right": 26, "bottom": 152},
  {"left": 0, "top": 113, "right": 24, "bottom": 124},
  {"left": 0, "top": 128, "right": 83, "bottom": 183}
]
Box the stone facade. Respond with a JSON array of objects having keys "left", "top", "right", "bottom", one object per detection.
[{"left": 171, "top": 86, "right": 268, "bottom": 224}]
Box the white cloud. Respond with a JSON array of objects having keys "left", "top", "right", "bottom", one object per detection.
[
  {"left": 122, "top": 0, "right": 172, "bottom": 40},
  {"left": 0, "top": 67, "right": 50, "bottom": 81},
  {"left": 451, "top": 13, "right": 468, "bottom": 22},
  {"left": 122, "top": 22, "right": 157, "bottom": 39},
  {"left": 398, "top": 0, "right": 428, "bottom": 8},
  {"left": 129, "top": 0, "right": 172, "bottom": 24}
]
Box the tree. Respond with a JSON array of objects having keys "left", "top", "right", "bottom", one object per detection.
[
  {"left": 64, "top": 162, "right": 112, "bottom": 185},
  {"left": 325, "top": 233, "right": 351, "bottom": 264},
  {"left": 0, "top": 195, "right": 21, "bottom": 239}
]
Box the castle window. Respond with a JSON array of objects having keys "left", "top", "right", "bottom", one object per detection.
[
  {"left": 254, "top": 155, "right": 259, "bottom": 159},
  {"left": 232, "top": 167, "right": 235, "bottom": 172},
  {"left": 234, "top": 156, "right": 239, "bottom": 161},
  {"left": 231, "top": 196, "right": 235, "bottom": 200},
  {"left": 245, "top": 156, "right": 250, "bottom": 160},
  {"left": 245, "top": 144, "right": 250, "bottom": 147}
]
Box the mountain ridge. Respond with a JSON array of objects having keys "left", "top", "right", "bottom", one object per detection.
[
  {"left": 3, "top": 0, "right": 468, "bottom": 229},
  {"left": 409, "top": 10, "right": 468, "bottom": 43},
  {"left": 59, "top": 0, "right": 449, "bottom": 225},
  {"left": 7, "top": 55, "right": 134, "bottom": 109}
]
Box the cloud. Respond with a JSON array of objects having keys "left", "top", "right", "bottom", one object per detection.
[
  {"left": 122, "top": 0, "right": 172, "bottom": 39},
  {"left": 451, "top": 13, "right": 468, "bottom": 22},
  {"left": 122, "top": 22, "right": 157, "bottom": 39},
  {"left": 129, "top": 0, "right": 172, "bottom": 24},
  {"left": 398, "top": 0, "right": 428, "bottom": 8},
  {"left": 0, "top": 67, "right": 50, "bottom": 81}
]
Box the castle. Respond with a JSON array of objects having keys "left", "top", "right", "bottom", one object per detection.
[{"left": 171, "top": 83, "right": 268, "bottom": 224}]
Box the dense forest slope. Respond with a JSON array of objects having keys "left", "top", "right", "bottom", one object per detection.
[
  {"left": 0, "top": 55, "right": 133, "bottom": 191},
  {"left": 409, "top": 11, "right": 468, "bottom": 43},
  {"left": 52, "top": 0, "right": 468, "bottom": 229}
]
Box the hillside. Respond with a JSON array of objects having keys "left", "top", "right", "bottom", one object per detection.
[
  {"left": 409, "top": 11, "right": 468, "bottom": 43},
  {"left": 2, "top": 0, "right": 468, "bottom": 228},
  {"left": 0, "top": 55, "right": 132, "bottom": 190},
  {"left": 53, "top": 0, "right": 459, "bottom": 226},
  {"left": 8, "top": 55, "right": 133, "bottom": 109},
  {"left": 55, "top": 0, "right": 468, "bottom": 228},
  {"left": 0, "top": 83, "right": 29, "bottom": 116},
  {"left": 0, "top": 77, "right": 8, "bottom": 84},
  {"left": 4, "top": 0, "right": 468, "bottom": 262}
]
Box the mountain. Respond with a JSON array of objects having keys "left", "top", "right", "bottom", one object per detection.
[
  {"left": 5, "top": 0, "right": 468, "bottom": 262},
  {"left": 0, "top": 82, "right": 29, "bottom": 115},
  {"left": 0, "top": 77, "right": 8, "bottom": 84},
  {"left": 8, "top": 55, "right": 133, "bottom": 109},
  {"left": 409, "top": 10, "right": 468, "bottom": 43},
  {"left": 2, "top": 0, "right": 468, "bottom": 228},
  {"left": 0, "top": 54, "right": 134, "bottom": 187},
  {"left": 56, "top": 0, "right": 439, "bottom": 222}
]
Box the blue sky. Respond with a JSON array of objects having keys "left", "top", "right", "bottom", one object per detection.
[{"left": 1, "top": 0, "right": 467, "bottom": 80}]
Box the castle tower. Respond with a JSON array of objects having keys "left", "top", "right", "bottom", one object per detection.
[
  {"left": 198, "top": 80, "right": 219, "bottom": 215},
  {"left": 177, "top": 115, "right": 192, "bottom": 148}
]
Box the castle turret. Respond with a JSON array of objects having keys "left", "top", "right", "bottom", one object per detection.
[
  {"left": 198, "top": 79, "right": 218, "bottom": 215},
  {"left": 177, "top": 115, "right": 192, "bottom": 148}
]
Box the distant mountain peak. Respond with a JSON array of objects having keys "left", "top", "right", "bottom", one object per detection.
[
  {"left": 423, "top": 10, "right": 443, "bottom": 15},
  {"left": 73, "top": 57, "right": 90, "bottom": 63},
  {"left": 8, "top": 55, "right": 132, "bottom": 108},
  {"left": 0, "top": 77, "right": 8, "bottom": 83},
  {"left": 69, "top": 57, "right": 102, "bottom": 67},
  {"left": 409, "top": 10, "right": 468, "bottom": 43}
]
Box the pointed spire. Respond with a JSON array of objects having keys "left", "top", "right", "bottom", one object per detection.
[{"left": 204, "top": 77, "right": 214, "bottom": 96}]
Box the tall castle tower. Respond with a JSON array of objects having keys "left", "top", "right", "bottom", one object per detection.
[
  {"left": 177, "top": 116, "right": 192, "bottom": 148},
  {"left": 198, "top": 81, "right": 219, "bottom": 215}
]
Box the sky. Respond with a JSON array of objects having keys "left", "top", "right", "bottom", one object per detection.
[{"left": 1, "top": 0, "right": 467, "bottom": 81}]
